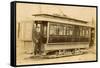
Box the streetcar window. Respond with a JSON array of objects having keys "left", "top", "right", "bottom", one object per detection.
[
  {"left": 64, "top": 26, "right": 66, "bottom": 35},
  {"left": 70, "top": 30, "right": 73, "bottom": 35},
  {"left": 85, "top": 27, "right": 90, "bottom": 37},
  {"left": 79, "top": 27, "right": 90, "bottom": 37},
  {"left": 56, "top": 25, "right": 59, "bottom": 35},
  {"left": 86, "top": 30, "right": 89, "bottom": 37},
  {"left": 69, "top": 26, "right": 73, "bottom": 36},
  {"left": 80, "top": 27, "right": 85, "bottom": 37},
  {"left": 36, "top": 24, "right": 41, "bottom": 32},
  {"left": 50, "top": 24, "right": 64, "bottom": 35},
  {"left": 49, "top": 23, "right": 74, "bottom": 36},
  {"left": 50, "top": 24, "right": 57, "bottom": 35},
  {"left": 66, "top": 26, "right": 69, "bottom": 35},
  {"left": 83, "top": 29, "right": 85, "bottom": 36},
  {"left": 44, "top": 25, "right": 47, "bottom": 36},
  {"left": 66, "top": 25, "right": 73, "bottom": 36},
  {"left": 80, "top": 27, "right": 83, "bottom": 36},
  {"left": 57, "top": 25, "right": 64, "bottom": 35}
]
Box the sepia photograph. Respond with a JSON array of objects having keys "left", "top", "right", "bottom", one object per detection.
[{"left": 14, "top": 2, "right": 97, "bottom": 66}]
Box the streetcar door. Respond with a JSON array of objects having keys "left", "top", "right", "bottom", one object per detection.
[{"left": 33, "top": 21, "right": 47, "bottom": 55}]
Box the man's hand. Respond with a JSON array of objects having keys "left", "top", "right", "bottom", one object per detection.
[{"left": 36, "top": 39, "right": 38, "bottom": 43}]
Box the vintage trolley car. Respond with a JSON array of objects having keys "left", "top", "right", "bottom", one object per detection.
[{"left": 18, "top": 13, "right": 95, "bottom": 58}]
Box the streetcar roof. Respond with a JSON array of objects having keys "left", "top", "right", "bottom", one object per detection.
[
  {"left": 32, "top": 14, "right": 88, "bottom": 23},
  {"left": 32, "top": 13, "right": 94, "bottom": 28}
]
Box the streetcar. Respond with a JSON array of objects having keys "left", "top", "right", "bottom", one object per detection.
[{"left": 18, "top": 13, "right": 95, "bottom": 58}]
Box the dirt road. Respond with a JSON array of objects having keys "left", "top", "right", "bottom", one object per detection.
[{"left": 16, "top": 51, "right": 96, "bottom": 65}]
